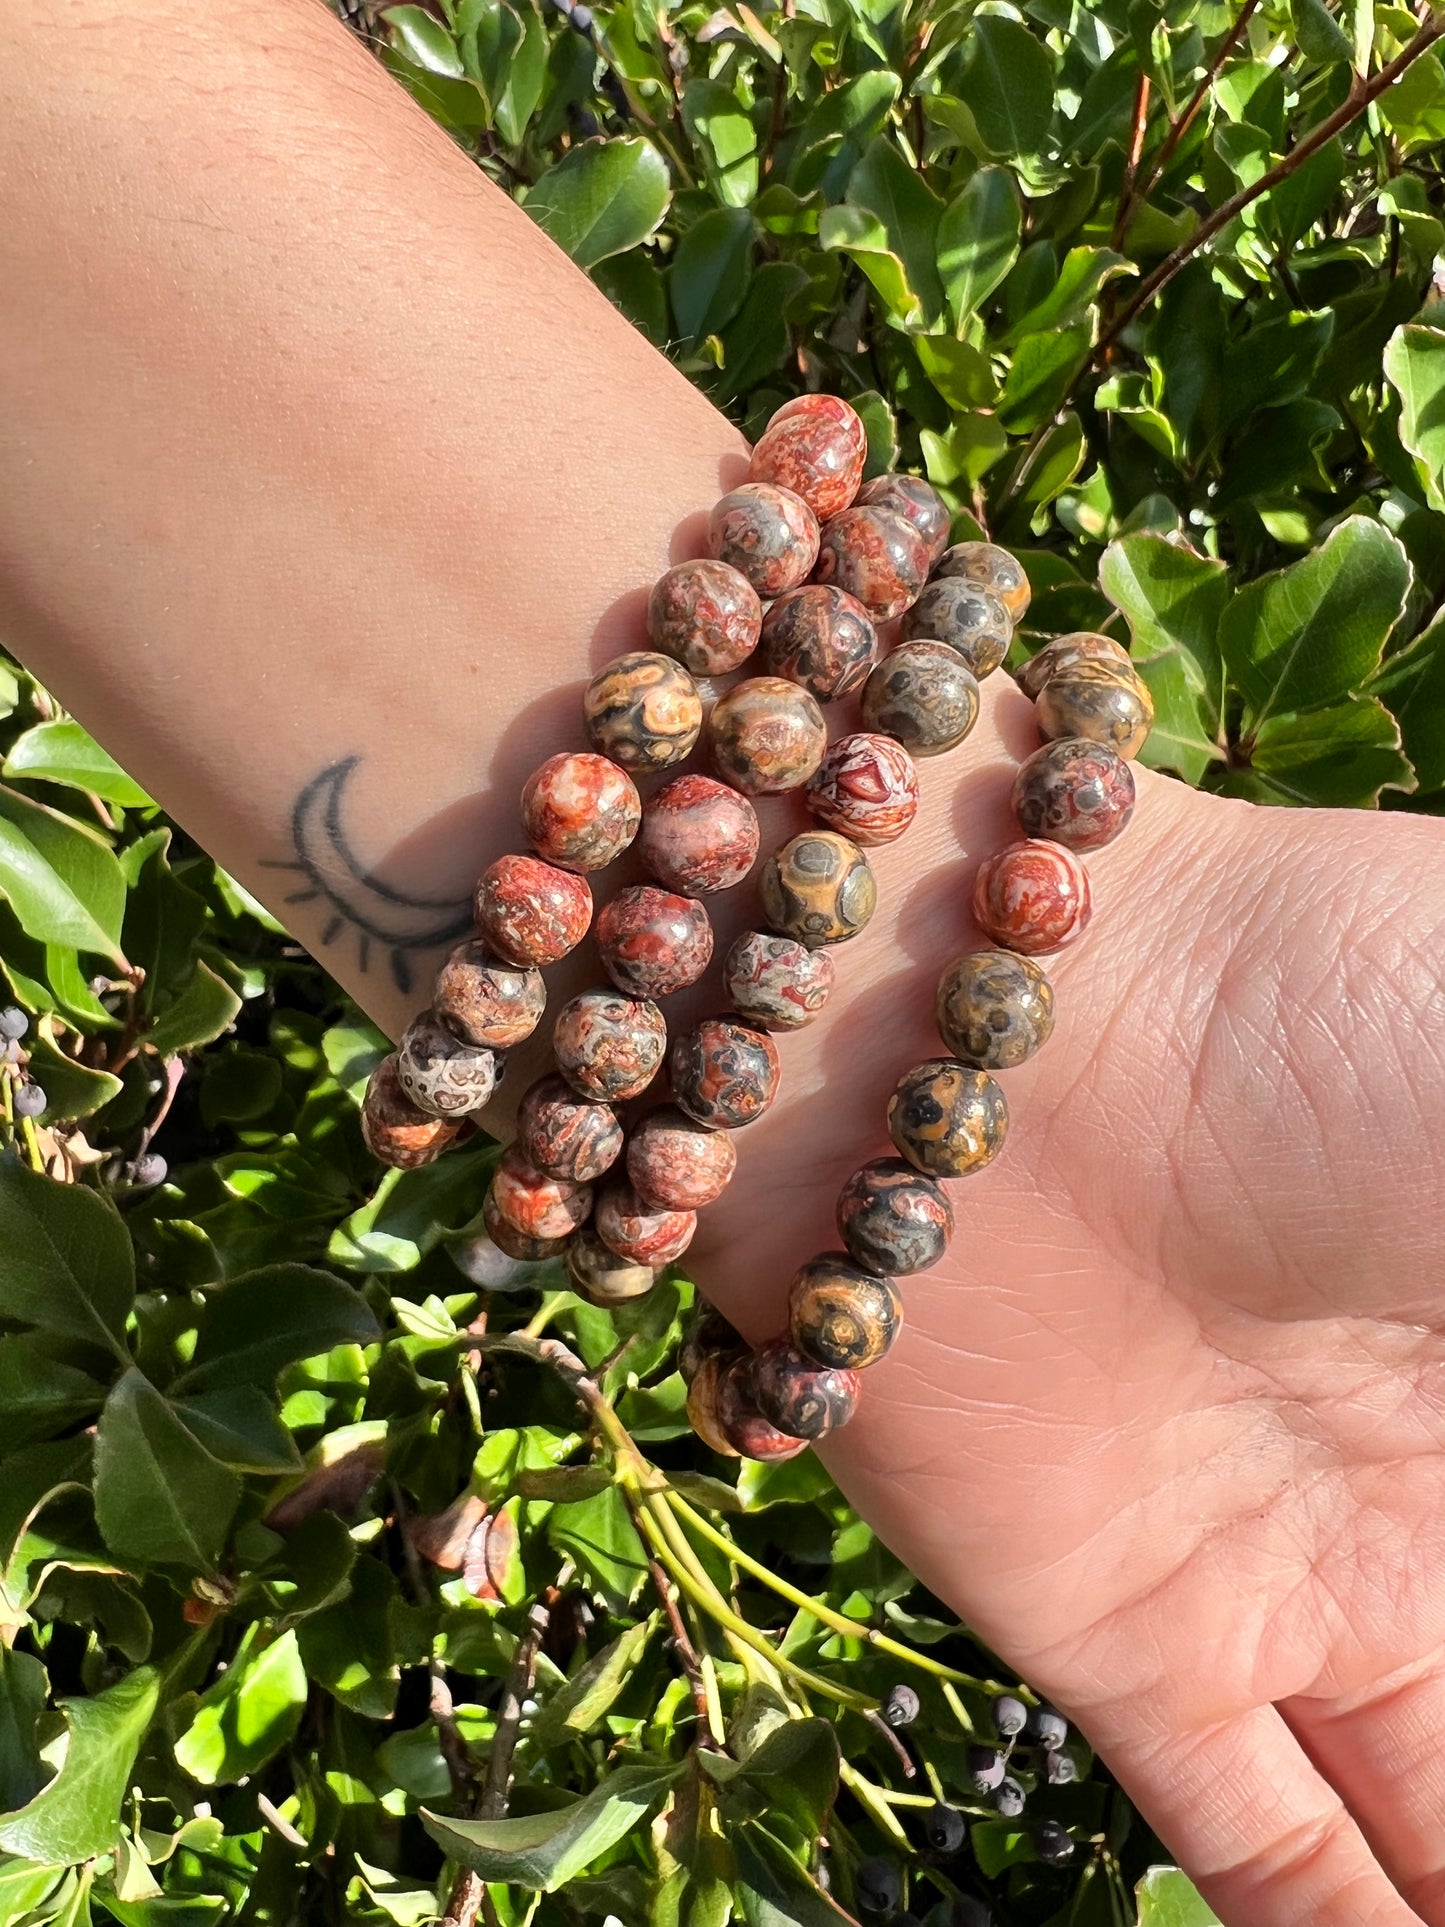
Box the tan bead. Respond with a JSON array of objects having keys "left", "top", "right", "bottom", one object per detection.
[
  {"left": 567, "top": 1225, "right": 657, "bottom": 1306},
  {"left": 1036, "top": 661, "right": 1154, "bottom": 760},
  {"left": 361, "top": 1054, "right": 463, "bottom": 1170},
  {"left": 760, "top": 830, "right": 877, "bottom": 948},
  {"left": 583, "top": 651, "right": 703, "bottom": 772},
  {"left": 433, "top": 938, "right": 545, "bottom": 1049},
  {"left": 1015, "top": 631, "right": 1133, "bottom": 702},
  {"left": 686, "top": 1352, "right": 741, "bottom": 1458},
  {"left": 707, "top": 676, "right": 828, "bottom": 796},
  {"left": 934, "top": 540, "right": 1032, "bottom": 622}
]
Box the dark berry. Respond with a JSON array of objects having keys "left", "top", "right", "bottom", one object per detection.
[
  {"left": 880, "top": 1683, "right": 920, "bottom": 1728},
  {"left": 13, "top": 1082, "right": 46, "bottom": 1119},
  {"left": 1031, "top": 1820, "right": 1073, "bottom": 1865},
  {"left": 854, "top": 1857, "right": 901, "bottom": 1916},
  {"left": 965, "top": 1743, "right": 1006, "bottom": 1792},
  {"left": 1024, "top": 1702, "right": 1068, "bottom": 1751},
  {"left": 1043, "top": 1750, "right": 1078, "bottom": 1785},
  {"left": 570, "top": 4, "right": 594, "bottom": 29},
  {"left": 949, "top": 1903, "right": 992, "bottom": 1927},
  {"left": 0, "top": 1006, "right": 28, "bottom": 1041},
  {"left": 923, "top": 1803, "right": 967, "bottom": 1854},
  {"left": 993, "top": 1777, "right": 1025, "bottom": 1820},
  {"left": 129, "top": 1152, "right": 168, "bottom": 1188},
  {"left": 991, "top": 1694, "right": 1027, "bottom": 1739}
]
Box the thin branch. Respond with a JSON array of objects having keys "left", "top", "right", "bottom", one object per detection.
[{"left": 1111, "top": 72, "right": 1153, "bottom": 250}]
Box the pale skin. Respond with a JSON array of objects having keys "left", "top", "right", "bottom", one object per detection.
[{"left": 3, "top": 4, "right": 1445, "bottom": 1922}]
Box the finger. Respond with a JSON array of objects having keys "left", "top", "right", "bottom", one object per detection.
[{"left": 1103, "top": 1702, "right": 1425, "bottom": 1927}]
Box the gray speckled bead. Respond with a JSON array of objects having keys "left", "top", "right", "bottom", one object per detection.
[
  {"left": 724, "top": 930, "right": 835, "bottom": 1030},
  {"left": 708, "top": 483, "right": 820, "bottom": 597},
  {"left": 553, "top": 987, "right": 668, "bottom": 1102},
  {"left": 396, "top": 1008, "right": 504, "bottom": 1118},
  {"left": 860, "top": 641, "right": 980, "bottom": 757},
  {"left": 935, "top": 540, "right": 1032, "bottom": 622},
  {"left": 935, "top": 950, "right": 1055, "bottom": 1071},
  {"left": 855, "top": 473, "right": 952, "bottom": 565},
  {"left": 759, "top": 831, "right": 877, "bottom": 948},
  {"left": 902, "top": 578, "right": 1012, "bottom": 678}
]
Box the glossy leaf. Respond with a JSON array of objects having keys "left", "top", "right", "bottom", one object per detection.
[
  {"left": 0, "top": 786, "right": 127, "bottom": 966},
  {"left": 528, "top": 1614, "right": 657, "bottom": 1748},
  {"left": 3, "top": 725, "right": 153, "bottom": 809},
  {"left": 422, "top": 1761, "right": 679, "bottom": 1890},
  {"left": 937, "top": 166, "right": 1020, "bottom": 330},
  {"left": 0, "top": 1160, "right": 133, "bottom": 1358},
  {"left": 0, "top": 1336, "right": 105, "bottom": 1456},
  {"left": 143, "top": 962, "right": 241, "bottom": 1057},
  {"left": 1249, "top": 695, "right": 1414, "bottom": 806},
  {"left": 1136, "top": 1866, "right": 1223, "bottom": 1926},
  {"left": 525, "top": 138, "right": 671, "bottom": 269},
  {"left": 0, "top": 1667, "right": 158, "bottom": 1865},
  {"left": 183, "top": 1264, "right": 379, "bottom": 1389},
  {"left": 1385, "top": 324, "right": 1445, "bottom": 514},
  {"left": 173, "top": 1629, "right": 307, "bottom": 1785},
  {"left": 93, "top": 1371, "right": 241, "bottom": 1574},
  {"left": 672, "top": 206, "right": 755, "bottom": 341},
  {"left": 956, "top": 18, "right": 1056, "bottom": 159}
]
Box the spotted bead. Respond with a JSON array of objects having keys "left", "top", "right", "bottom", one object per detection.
[
  {"left": 723, "top": 930, "right": 834, "bottom": 1031},
  {"left": 434, "top": 937, "right": 546, "bottom": 1047},
  {"left": 750, "top": 394, "right": 868, "bottom": 522},
  {"left": 973, "top": 838, "right": 1093, "bottom": 955},
  {"left": 935, "top": 950, "right": 1055, "bottom": 1071},
  {"left": 887, "top": 1058, "right": 1009, "bottom": 1179},
  {"left": 903, "top": 578, "right": 1012, "bottom": 678},
  {"left": 474, "top": 856, "right": 592, "bottom": 968},
  {"left": 1037, "top": 661, "right": 1154, "bottom": 760},
  {"left": 714, "top": 1355, "right": 809, "bottom": 1462},
  {"left": 396, "top": 1008, "right": 504, "bottom": 1118},
  {"left": 519, "top": 752, "right": 641, "bottom": 873},
  {"left": 836, "top": 1158, "right": 954, "bottom": 1276},
  {"left": 1015, "top": 631, "right": 1131, "bottom": 702},
  {"left": 813, "top": 505, "right": 931, "bottom": 620},
  {"left": 860, "top": 641, "right": 980, "bottom": 757},
  {"left": 627, "top": 1105, "right": 738, "bottom": 1211},
  {"left": 490, "top": 1142, "right": 593, "bottom": 1241},
  {"left": 805, "top": 733, "right": 919, "bottom": 847},
  {"left": 670, "top": 1017, "right": 781, "bottom": 1129},
  {"left": 856, "top": 473, "right": 951, "bottom": 565},
  {"left": 935, "top": 540, "right": 1032, "bottom": 622},
  {"left": 552, "top": 987, "right": 667, "bottom": 1102},
  {"left": 760, "top": 830, "right": 877, "bottom": 949},
  {"left": 707, "top": 676, "right": 828, "bottom": 795},
  {"left": 596, "top": 885, "right": 713, "bottom": 999},
  {"left": 595, "top": 1179, "right": 696, "bottom": 1267},
  {"left": 516, "top": 1073, "right": 623, "bottom": 1184},
  {"left": 567, "top": 1225, "right": 656, "bottom": 1305},
  {"left": 362, "top": 1054, "right": 464, "bottom": 1169},
  {"left": 708, "top": 482, "right": 820, "bottom": 597},
  {"left": 788, "top": 1254, "right": 903, "bottom": 1371},
  {"left": 750, "top": 1337, "right": 861, "bottom": 1441},
  {"left": 638, "top": 774, "right": 760, "bottom": 896},
  {"left": 583, "top": 651, "right": 703, "bottom": 772},
  {"left": 1012, "top": 738, "right": 1136, "bottom": 852},
  {"left": 647, "top": 558, "right": 762, "bottom": 676},
  {"left": 686, "top": 1353, "right": 741, "bottom": 1458},
  {"left": 679, "top": 1304, "right": 745, "bottom": 1384},
  {"left": 483, "top": 1187, "right": 570, "bottom": 1264},
  {"left": 757, "top": 584, "right": 878, "bottom": 703}
]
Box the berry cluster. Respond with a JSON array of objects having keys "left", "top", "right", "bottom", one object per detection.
[{"left": 1, "top": 1004, "right": 46, "bottom": 1122}]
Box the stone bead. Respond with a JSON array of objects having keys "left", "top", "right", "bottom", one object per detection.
[
  {"left": 856, "top": 473, "right": 951, "bottom": 565},
  {"left": 749, "top": 394, "right": 868, "bottom": 522},
  {"left": 756, "top": 585, "right": 878, "bottom": 703},
  {"left": 670, "top": 1017, "right": 781, "bottom": 1129},
  {"left": 362, "top": 1054, "right": 463, "bottom": 1169},
  {"left": 902, "top": 578, "right": 1012, "bottom": 679},
  {"left": 638, "top": 774, "right": 760, "bottom": 896},
  {"left": 759, "top": 830, "right": 877, "bottom": 949},
  {"left": 715, "top": 1355, "right": 809, "bottom": 1462},
  {"left": 516, "top": 1073, "right": 623, "bottom": 1184},
  {"left": 750, "top": 1337, "right": 861, "bottom": 1441},
  {"left": 935, "top": 950, "right": 1055, "bottom": 1071},
  {"left": 887, "top": 1058, "right": 1010, "bottom": 1179},
  {"left": 805, "top": 733, "right": 919, "bottom": 847},
  {"left": 1036, "top": 661, "right": 1154, "bottom": 760},
  {"left": 519, "top": 752, "right": 641, "bottom": 874},
  {"left": 686, "top": 1353, "right": 741, "bottom": 1458},
  {"left": 708, "top": 482, "right": 820, "bottom": 597},
  {"left": 935, "top": 540, "right": 1032, "bottom": 622},
  {"left": 596, "top": 885, "right": 714, "bottom": 998},
  {"left": 973, "top": 838, "right": 1093, "bottom": 955},
  {"left": 836, "top": 1158, "right": 955, "bottom": 1277},
  {"left": 483, "top": 1187, "right": 570, "bottom": 1264},
  {"left": 583, "top": 651, "right": 703, "bottom": 772},
  {"left": 1015, "top": 631, "right": 1131, "bottom": 702},
  {"left": 396, "top": 1008, "right": 504, "bottom": 1118},
  {"left": 552, "top": 987, "right": 668, "bottom": 1102},
  {"left": 860, "top": 640, "right": 980, "bottom": 757},
  {"left": 788, "top": 1253, "right": 903, "bottom": 1371},
  {"left": 813, "top": 504, "right": 931, "bottom": 620},
  {"left": 679, "top": 1304, "right": 745, "bottom": 1384},
  {"left": 434, "top": 937, "right": 547, "bottom": 1047},
  {"left": 723, "top": 931, "right": 834, "bottom": 1031},
  {"left": 627, "top": 1105, "right": 738, "bottom": 1210},
  {"left": 1012, "top": 738, "right": 1136, "bottom": 852},
  {"left": 490, "top": 1142, "right": 593, "bottom": 1242},
  {"left": 646, "top": 558, "right": 762, "bottom": 676},
  {"left": 707, "top": 676, "right": 828, "bottom": 796},
  {"left": 566, "top": 1225, "right": 656, "bottom": 1305},
  {"left": 474, "top": 856, "right": 592, "bottom": 968},
  {"left": 595, "top": 1179, "right": 697, "bottom": 1268}
]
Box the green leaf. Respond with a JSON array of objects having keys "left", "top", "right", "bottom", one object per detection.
[
  {"left": 1291, "top": 0, "right": 1352, "bottom": 63},
  {"left": 384, "top": 5, "right": 464, "bottom": 76},
  {"left": 733, "top": 1825, "right": 857, "bottom": 1927},
  {"left": 23, "top": 1022, "right": 123, "bottom": 1124},
  {"left": 546, "top": 1483, "right": 648, "bottom": 1615},
  {"left": 997, "top": 324, "right": 1090, "bottom": 432},
  {"left": 494, "top": 4, "right": 546, "bottom": 147},
  {"left": 956, "top": 18, "right": 1056, "bottom": 159},
  {"left": 841, "top": 138, "right": 945, "bottom": 327},
  {"left": 183, "top": 1263, "right": 379, "bottom": 1389},
  {"left": 1136, "top": 1866, "right": 1222, "bottom": 1926},
  {"left": 0, "top": 1666, "right": 158, "bottom": 1865},
  {"left": 1000, "top": 246, "right": 1130, "bottom": 348},
  {"left": 296, "top": 1553, "right": 398, "bottom": 1718},
  {"left": 0, "top": 1648, "right": 48, "bottom": 1810},
  {"left": 524, "top": 138, "right": 671, "bottom": 270},
  {"left": 1370, "top": 607, "right": 1445, "bottom": 790},
  {"left": 790, "top": 71, "right": 899, "bottom": 198},
  {"left": 851, "top": 391, "right": 898, "bottom": 480},
  {"left": 672, "top": 207, "right": 754, "bottom": 342},
  {"left": 169, "top": 1387, "right": 302, "bottom": 1474},
  {"left": 120, "top": 831, "right": 208, "bottom": 1013},
  {"left": 3, "top": 724, "right": 153, "bottom": 809},
  {"left": 0, "top": 1161, "right": 133, "bottom": 1358},
  {"left": 93, "top": 1370, "right": 242, "bottom": 1574},
  {"left": 143, "top": 962, "right": 241, "bottom": 1057},
  {"left": 173, "top": 1628, "right": 307, "bottom": 1786},
  {"left": 1250, "top": 695, "right": 1414, "bottom": 806},
  {"left": 0, "top": 1857, "right": 66, "bottom": 1918},
  {"left": 1385, "top": 324, "right": 1445, "bottom": 514},
  {"left": 422, "top": 1761, "right": 679, "bottom": 1891},
  {"left": 681, "top": 80, "right": 758, "bottom": 209},
  {"left": 818, "top": 205, "right": 924, "bottom": 327},
  {"left": 0, "top": 787, "right": 127, "bottom": 967},
  {"left": 1099, "top": 531, "right": 1230, "bottom": 764},
  {"left": 937, "top": 166, "right": 1020, "bottom": 330},
  {"left": 328, "top": 1140, "right": 494, "bottom": 1273},
  {"left": 721, "top": 1717, "right": 840, "bottom": 1833},
  {"left": 529, "top": 1614, "right": 657, "bottom": 1749},
  {"left": 715, "top": 262, "right": 810, "bottom": 402},
  {"left": 0, "top": 1335, "right": 105, "bottom": 1455}
]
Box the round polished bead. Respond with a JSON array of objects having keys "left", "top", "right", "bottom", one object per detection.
[
  {"left": 583, "top": 651, "right": 703, "bottom": 772},
  {"left": 670, "top": 1017, "right": 781, "bottom": 1129},
  {"left": 805, "top": 733, "right": 919, "bottom": 847},
  {"left": 1037, "top": 661, "right": 1154, "bottom": 760},
  {"left": 474, "top": 856, "right": 592, "bottom": 968},
  {"left": 715, "top": 1355, "right": 809, "bottom": 1462},
  {"left": 724, "top": 930, "right": 834, "bottom": 1031},
  {"left": 973, "top": 838, "right": 1093, "bottom": 955},
  {"left": 750, "top": 1337, "right": 861, "bottom": 1441},
  {"left": 935, "top": 540, "right": 1032, "bottom": 622},
  {"left": 647, "top": 558, "right": 762, "bottom": 676},
  {"left": 679, "top": 1303, "right": 745, "bottom": 1384},
  {"left": 638, "top": 774, "right": 760, "bottom": 896},
  {"left": 434, "top": 937, "right": 546, "bottom": 1047},
  {"left": 708, "top": 482, "right": 820, "bottom": 597},
  {"left": 483, "top": 1187, "right": 570, "bottom": 1264},
  {"left": 519, "top": 752, "right": 641, "bottom": 874},
  {"left": 837, "top": 1158, "right": 955, "bottom": 1276},
  {"left": 627, "top": 1105, "right": 737, "bottom": 1210},
  {"left": 750, "top": 395, "right": 868, "bottom": 522},
  {"left": 788, "top": 1254, "right": 903, "bottom": 1371},
  {"left": 491, "top": 1142, "right": 593, "bottom": 1242},
  {"left": 516, "top": 1073, "right": 623, "bottom": 1183},
  {"left": 1012, "top": 737, "right": 1136, "bottom": 852},
  {"left": 936, "top": 950, "right": 1055, "bottom": 1071},
  {"left": 860, "top": 640, "right": 980, "bottom": 757},
  {"left": 903, "top": 578, "right": 1012, "bottom": 678},
  {"left": 813, "top": 504, "right": 930, "bottom": 620},
  {"left": 397, "top": 1008, "right": 504, "bottom": 1118},
  {"left": 1015, "top": 631, "right": 1131, "bottom": 702},
  {"left": 757, "top": 584, "right": 878, "bottom": 703},
  {"left": 856, "top": 473, "right": 951, "bottom": 565},
  {"left": 707, "top": 676, "right": 828, "bottom": 796},
  {"left": 760, "top": 830, "right": 877, "bottom": 949},
  {"left": 888, "top": 1058, "right": 1009, "bottom": 1179},
  {"left": 596, "top": 885, "right": 713, "bottom": 998},
  {"left": 362, "top": 1054, "right": 463, "bottom": 1169},
  {"left": 566, "top": 1224, "right": 656, "bottom": 1305},
  {"left": 552, "top": 987, "right": 667, "bottom": 1102},
  {"left": 595, "top": 1179, "right": 696, "bottom": 1267},
  {"left": 686, "top": 1353, "right": 740, "bottom": 1458}
]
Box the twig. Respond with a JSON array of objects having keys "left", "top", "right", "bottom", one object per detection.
[
  {"left": 390, "top": 1482, "right": 475, "bottom": 1809},
  {"left": 863, "top": 1709, "right": 917, "bottom": 1778},
  {"left": 257, "top": 1792, "right": 308, "bottom": 1850},
  {"left": 1111, "top": 72, "right": 1153, "bottom": 249}
]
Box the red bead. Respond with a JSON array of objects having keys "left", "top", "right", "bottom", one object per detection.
[
  {"left": 670, "top": 1017, "right": 781, "bottom": 1129},
  {"left": 813, "top": 505, "right": 930, "bottom": 619},
  {"left": 750, "top": 395, "right": 868, "bottom": 522},
  {"left": 749, "top": 1337, "right": 860, "bottom": 1441},
  {"left": 474, "top": 855, "right": 592, "bottom": 967},
  {"left": 519, "top": 752, "right": 641, "bottom": 874},
  {"left": 972, "top": 839, "right": 1093, "bottom": 955},
  {"left": 638, "top": 774, "right": 760, "bottom": 896},
  {"left": 723, "top": 931, "right": 834, "bottom": 1031},
  {"left": 433, "top": 939, "right": 545, "bottom": 1048},
  {"left": 708, "top": 483, "right": 819, "bottom": 598},
  {"left": 1011, "top": 738, "right": 1136, "bottom": 852},
  {"left": 595, "top": 1180, "right": 696, "bottom": 1267},
  {"left": 715, "top": 1355, "right": 808, "bottom": 1462},
  {"left": 626, "top": 1105, "right": 738, "bottom": 1211},
  {"left": 483, "top": 1187, "right": 570, "bottom": 1264},
  {"left": 805, "top": 733, "right": 919, "bottom": 846},
  {"left": 552, "top": 987, "right": 667, "bottom": 1102},
  {"left": 516, "top": 1074, "right": 623, "bottom": 1184},
  {"left": 707, "top": 676, "right": 828, "bottom": 796},
  {"left": 855, "top": 473, "right": 951, "bottom": 565},
  {"left": 757, "top": 584, "right": 878, "bottom": 703},
  {"left": 596, "top": 885, "right": 713, "bottom": 998},
  {"left": 490, "top": 1143, "right": 592, "bottom": 1242},
  {"left": 362, "top": 1055, "right": 463, "bottom": 1170},
  {"left": 647, "top": 558, "right": 762, "bottom": 676}
]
